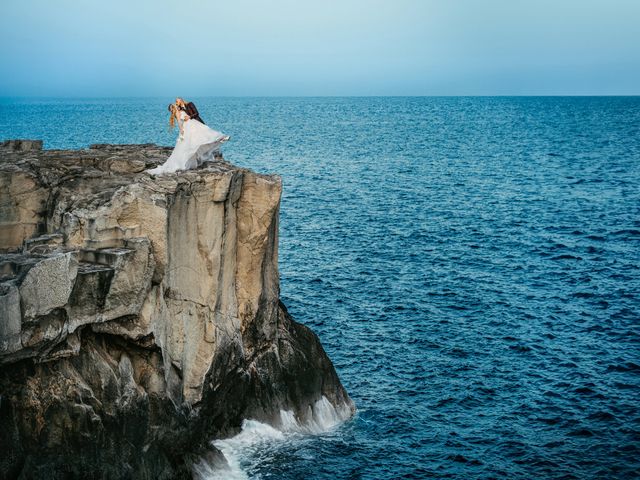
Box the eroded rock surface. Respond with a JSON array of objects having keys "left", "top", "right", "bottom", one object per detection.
[{"left": 0, "top": 141, "right": 354, "bottom": 479}]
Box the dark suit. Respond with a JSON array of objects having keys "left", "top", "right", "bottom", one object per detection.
[{"left": 182, "top": 102, "right": 205, "bottom": 124}]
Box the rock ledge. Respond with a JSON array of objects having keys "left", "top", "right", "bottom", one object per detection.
[{"left": 0, "top": 141, "right": 354, "bottom": 479}]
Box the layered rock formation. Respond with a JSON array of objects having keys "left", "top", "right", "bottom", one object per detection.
[{"left": 0, "top": 140, "right": 354, "bottom": 479}]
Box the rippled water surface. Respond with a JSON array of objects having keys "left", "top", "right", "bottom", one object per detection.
[{"left": 1, "top": 97, "right": 639, "bottom": 479}]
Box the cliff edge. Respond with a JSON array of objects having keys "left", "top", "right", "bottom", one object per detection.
[{"left": 0, "top": 140, "right": 354, "bottom": 479}]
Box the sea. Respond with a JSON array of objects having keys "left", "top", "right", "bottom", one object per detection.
[{"left": 1, "top": 97, "right": 639, "bottom": 479}]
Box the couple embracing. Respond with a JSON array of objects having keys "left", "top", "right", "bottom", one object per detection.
[{"left": 149, "top": 97, "right": 230, "bottom": 175}]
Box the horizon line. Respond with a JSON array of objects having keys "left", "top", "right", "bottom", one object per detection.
[{"left": 1, "top": 94, "right": 639, "bottom": 100}]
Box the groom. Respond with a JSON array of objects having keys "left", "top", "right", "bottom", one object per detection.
[{"left": 176, "top": 97, "right": 205, "bottom": 125}]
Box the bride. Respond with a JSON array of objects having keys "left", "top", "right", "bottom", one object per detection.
[{"left": 148, "top": 103, "right": 230, "bottom": 175}]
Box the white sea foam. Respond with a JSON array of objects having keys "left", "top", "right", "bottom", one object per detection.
[
  {"left": 282, "top": 395, "right": 353, "bottom": 434},
  {"left": 193, "top": 396, "right": 353, "bottom": 479}
]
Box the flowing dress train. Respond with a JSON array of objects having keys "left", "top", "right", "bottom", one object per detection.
[{"left": 148, "top": 111, "right": 229, "bottom": 175}]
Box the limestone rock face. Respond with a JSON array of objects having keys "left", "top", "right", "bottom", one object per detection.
[{"left": 0, "top": 141, "right": 354, "bottom": 479}]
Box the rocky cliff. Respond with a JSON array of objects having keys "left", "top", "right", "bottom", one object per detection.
[{"left": 0, "top": 140, "right": 354, "bottom": 479}]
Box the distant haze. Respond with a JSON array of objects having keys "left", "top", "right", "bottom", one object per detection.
[{"left": 1, "top": 0, "right": 639, "bottom": 96}]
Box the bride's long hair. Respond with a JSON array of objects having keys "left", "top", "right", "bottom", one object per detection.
[{"left": 168, "top": 104, "right": 178, "bottom": 129}]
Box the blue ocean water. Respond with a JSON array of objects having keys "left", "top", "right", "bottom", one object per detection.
[{"left": 1, "top": 97, "right": 639, "bottom": 479}]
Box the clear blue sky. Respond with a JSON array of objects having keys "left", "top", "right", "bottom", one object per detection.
[{"left": 1, "top": 0, "right": 639, "bottom": 96}]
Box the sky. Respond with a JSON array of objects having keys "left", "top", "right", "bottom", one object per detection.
[{"left": 1, "top": 0, "right": 639, "bottom": 96}]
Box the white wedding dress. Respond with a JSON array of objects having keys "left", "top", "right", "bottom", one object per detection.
[{"left": 148, "top": 111, "right": 230, "bottom": 175}]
